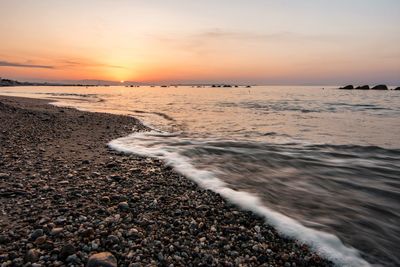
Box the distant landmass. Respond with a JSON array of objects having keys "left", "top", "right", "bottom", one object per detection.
[
  {"left": 0, "top": 78, "right": 254, "bottom": 88},
  {"left": 0, "top": 78, "right": 145, "bottom": 87},
  {"left": 0, "top": 78, "right": 95, "bottom": 87}
]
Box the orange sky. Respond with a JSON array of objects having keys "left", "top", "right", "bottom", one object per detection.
[{"left": 1, "top": 0, "right": 399, "bottom": 84}]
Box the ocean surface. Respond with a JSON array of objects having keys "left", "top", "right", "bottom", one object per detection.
[{"left": 1, "top": 86, "right": 399, "bottom": 266}]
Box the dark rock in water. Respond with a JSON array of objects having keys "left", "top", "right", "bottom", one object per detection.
[
  {"left": 395, "top": 87, "right": 400, "bottom": 90},
  {"left": 355, "top": 85, "right": 370, "bottom": 90},
  {"left": 371, "top": 84, "right": 388, "bottom": 90},
  {"left": 339, "top": 85, "right": 353, "bottom": 89},
  {"left": 86, "top": 252, "right": 117, "bottom": 267}
]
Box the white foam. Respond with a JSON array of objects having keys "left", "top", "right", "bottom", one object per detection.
[{"left": 109, "top": 131, "right": 371, "bottom": 267}]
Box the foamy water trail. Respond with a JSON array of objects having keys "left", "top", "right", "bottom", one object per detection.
[{"left": 109, "top": 131, "right": 371, "bottom": 267}]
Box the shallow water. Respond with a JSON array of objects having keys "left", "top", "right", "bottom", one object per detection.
[{"left": 1, "top": 86, "right": 399, "bottom": 266}]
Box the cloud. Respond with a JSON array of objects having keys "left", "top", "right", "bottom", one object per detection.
[
  {"left": 0, "top": 60, "right": 54, "bottom": 69},
  {"left": 59, "top": 59, "right": 126, "bottom": 69},
  {"left": 152, "top": 28, "right": 342, "bottom": 56},
  {"left": 193, "top": 29, "right": 340, "bottom": 42}
]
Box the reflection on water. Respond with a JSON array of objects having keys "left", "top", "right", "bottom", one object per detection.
[{"left": 1, "top": 86, "right": 400, "bottom": 266}]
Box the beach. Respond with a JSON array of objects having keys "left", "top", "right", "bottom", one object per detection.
[{"left": 0, "top": 95, "right": 332, "bottom": 266}]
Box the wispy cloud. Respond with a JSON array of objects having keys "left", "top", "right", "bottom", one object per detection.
[
  {"left": 59, "top": 59, "right": 126, "bottom": 69},
  {"left": 0, "top": 60, "right": 54, "bottom": 69},
  {"left": 153, "top": 28, "right": 341, "bottom": 56},
  {"left": 192, "top": 28, "right": 340, "bottom": 42}
]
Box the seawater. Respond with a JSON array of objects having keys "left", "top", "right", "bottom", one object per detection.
[{"left": 1, "top": 86, "right": 399, "bottom": 266}]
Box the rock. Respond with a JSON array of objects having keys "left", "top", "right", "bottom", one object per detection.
[
  {"left": 66, "top": 254, "right": 80, "bottom": 264},
  {"left": 34, "top": 235, "right": 46, "bottom": 245},
  {"left": 395, "top": 87, "right": 400, "bottom": 91},
  {"left": 106, "top": 162, "right": 117, "bottom": 168},
  {"left": 86, "top": 252, "right": 117, "bottom": 267},
  {"left": 25, "top": 249, "right": 40, "bottom": 263},
  {"left": 371, "top": 84, "right": 388, "bottom": 90},
  {"left": 339, "top": 85, "right": 353, "bottom": 90},
  {"left": 50, "top": 227, "right": 64, "bottom": 236},
  {"left": 118, "top": 201, "right": 129, "bottom": 210},
  {"left": 80, "top": 228, "right": 95, "bottom": 237},
  {"left": 355, "top": 85, "right": 369, "bottom": 90},
  {"left": 110, "top": 175, "right": 123, "bottom": 181},
  {"left": 0, "top": 173, "right": 9, "bottom": 179},
  {"left": 101, "top": 196, "right": 110, "bottom": 202},
  {"left": 60, "top": 244, "right": 76, "bottom": 259},
  {"left": 0, "top": 234, "right": 9, "bottom": 244},
  {"left": 107, "top": 235, "right": 119, "bottom": 245},
  {"left": 30, "top": 229, "right": 44, "bottom": 241}
]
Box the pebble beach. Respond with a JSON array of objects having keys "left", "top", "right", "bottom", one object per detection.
[{"left": 0, "top": 96, "right": 332, "bottom": 267}]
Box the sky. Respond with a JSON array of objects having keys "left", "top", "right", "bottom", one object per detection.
[{"left": 0, "top": 0, "right": 399, "bottom": 85}]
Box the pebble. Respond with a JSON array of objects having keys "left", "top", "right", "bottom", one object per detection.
[
  {"left": 86, "top": 252, "right": 117, "bottom": 267},
  {"left": 107, "top": 235, "right": 119, "bottom": 244},
  {"left": 25, "top": 249, "right": 40, "bottom": 263},
  {"left": 30, "top": 229, "right": 44, "bottom": 241},
  {"left": 118, "top": 201, "right": 129, "bottom": 210},
  {"left": 50, "top": 227, "right": 63, "bottom": 236},
  {"left": 0, "top": 173, "right": 10, "bottom": 179},
  {"left": 66, "top": 254, "right": 80, "bottom": 264},
  {"left": 60, "top": 244, "right": 75, "bottom": 259},
  {"left": 34, "top": 235, "right": 46, "bottom": 245}
]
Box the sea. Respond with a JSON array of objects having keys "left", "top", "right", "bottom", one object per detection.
[{"left": 1, "top": 85, "right": 399, "bottom": 267}]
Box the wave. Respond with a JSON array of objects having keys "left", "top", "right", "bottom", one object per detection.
[{"left": 108, "top": 131, "right": 371, "bottom": 267}]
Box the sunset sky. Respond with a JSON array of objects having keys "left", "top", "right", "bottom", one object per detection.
[{"left": 1, "top": 0, "right": 399, "bottom": 85}]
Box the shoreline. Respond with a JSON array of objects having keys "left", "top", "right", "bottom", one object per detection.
[{"left": 0, "top": 96, "right": 332, "bottom": 266}]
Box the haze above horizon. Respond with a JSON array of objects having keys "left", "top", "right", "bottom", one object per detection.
[{"left": 0, "top": 0, "right": 399, "bottom": 85}]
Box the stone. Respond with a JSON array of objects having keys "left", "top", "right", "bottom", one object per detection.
[
  {"left": 60, "top": 244, "right": 76, "bottom": 259},
  {"left": 25, "top": 249, "right": 40, "bottom": 263},
  {"left": 34, "top": 235, "right": 46, "bottom": 245},
  {"left": 30, "top": 229, "right": 44, "bottom": 241},
  {"left": 0, "top": 173, "right": 9, "bottom": 179},
  {"left": 118, "top": 201, "right": 129, "bottom": 210},
  {"left": 86, "top": 252, "right": 117, "bottom": 267},
  {"left": 339, "top": 85, "right": 353, "bottom": 90},
  {"left": 110, "top": 175, "right": 123, "bottom": 181},
  {"left": 50, "top": 227, "right": 63, "bottom": 236},
  {"left": 0, "top": 234, "right": 9, "bottom": 244},
  {"left": 355, "top": 85, "right": 369, "bottom": 90},
  {"left": 107, "top": 235, "right": 119, "bottom": 244},
  {"left": 66, "top": 254, "right": 80, "bottom": 264},
  {"left": 371, "top": 84, "right": 388, "bottom": 90}
]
